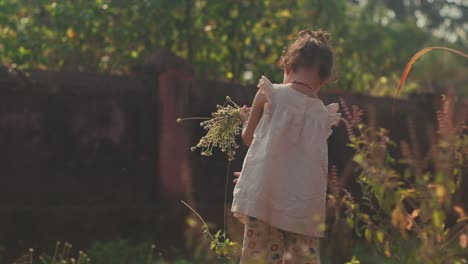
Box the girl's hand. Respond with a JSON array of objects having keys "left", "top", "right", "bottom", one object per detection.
[
  {"left": 239, "top": 105, "right": 251, "bottom": 123},
  {"left": 233, "top": 171, "right": 241, "bottom": 184}
]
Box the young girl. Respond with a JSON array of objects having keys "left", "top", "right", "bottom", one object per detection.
[{"left": 231, "top": 29, "right": 340, "bottom": 264}]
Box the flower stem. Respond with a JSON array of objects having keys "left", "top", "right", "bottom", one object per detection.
[
  {"left": 177, "top": 117, "right": 210, "bottom": 123},
  {"left": 225, "top": 96, "right": 241, "bottom": 109},
  {"left": 181, "top": 200, "right": 216, "bottom": 240}
]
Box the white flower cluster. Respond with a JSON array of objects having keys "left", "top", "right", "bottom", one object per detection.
[{"left": 191, "top": 97, "right": 242, "bottom": 161}]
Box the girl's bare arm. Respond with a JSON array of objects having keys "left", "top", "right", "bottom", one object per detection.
[{"left": 242, "top": 89, "right": 267, "bottom": 146}]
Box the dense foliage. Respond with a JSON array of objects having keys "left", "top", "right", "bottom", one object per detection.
[
  {"left": 0, "top": 0, "right": 466, "bottom": 95},
  {"left": 330, "top": 94, "right": 468, "bottom": 263}
]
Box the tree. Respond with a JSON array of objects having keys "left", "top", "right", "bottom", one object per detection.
[{"left": 0, "top": 0, "right": 465, "bottom": 96}]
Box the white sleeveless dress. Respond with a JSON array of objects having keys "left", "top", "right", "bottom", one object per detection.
[{"left": 231, "top": 77, "right": 340, "bottom": 237}]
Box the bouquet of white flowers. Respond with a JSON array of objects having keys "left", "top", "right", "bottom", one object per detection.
[{"left": 177, "top": 96, "right": 242, "bottom": 161}]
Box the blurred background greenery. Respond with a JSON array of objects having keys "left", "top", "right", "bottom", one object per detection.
[{"left": 0, "top": 0, "right": 466, "bottom": 95}]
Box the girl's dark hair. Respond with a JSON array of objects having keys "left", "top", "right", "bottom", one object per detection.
[{"left": 280, "top": 29, "right": 333, "bottom": 81}]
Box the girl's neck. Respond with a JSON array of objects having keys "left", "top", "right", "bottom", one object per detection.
[{"left": 283, "top": 70, "right": 321, "bottom": 93}]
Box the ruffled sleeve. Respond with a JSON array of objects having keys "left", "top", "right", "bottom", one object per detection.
[
  {"left": 258, "top": 75, "right": 275, "bottom": 101},
  {"left": 326, "top": 103, "right": 341, "bottom": 136},
  {"left": 258, "top": 75, "right": 276, "bottom": 114}
]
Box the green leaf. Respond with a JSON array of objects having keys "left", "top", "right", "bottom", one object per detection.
[
  {"left": 376, "top": 230, "right": 384, "bottom": 244},
  {"left": 364, "top": 229, "right": 372, "bottom": 241},
  {"left": 210, "top": 241, "right": 216, "bottom": 250},
  {"left": 433, "top": 210, "right": 445, "bottom": 228},
  {"left": 384, "top": 241, "right": 391, "bottom": 257},
  {"left": 353, "top": 153, "right": 365, "bottom": 165}
]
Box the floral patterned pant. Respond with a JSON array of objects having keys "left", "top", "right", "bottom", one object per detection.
[{"left": 240, "top": 216, "right": 320, "bottom": 264}]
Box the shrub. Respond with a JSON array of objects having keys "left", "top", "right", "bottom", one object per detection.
[{"left": 331, "top": 94, "right": 467, "bottom": 263}]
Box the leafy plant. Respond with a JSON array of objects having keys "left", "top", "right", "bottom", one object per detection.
[
  {"left": 181, "top": 201, "right": 241, "bottom": 264},
  {"left": 332, "top": 94, "right": 468, "bottom": 263}
]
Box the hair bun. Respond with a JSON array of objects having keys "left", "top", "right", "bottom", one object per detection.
[
  {"left": 311, "top": 30, "right": 331, "bottom": 43},
  {"left": 298, "top": 29, "right": 331, "bottom": 43},
  {"left": 298, "top": 29, "right": 313, "bottom": 37}
]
